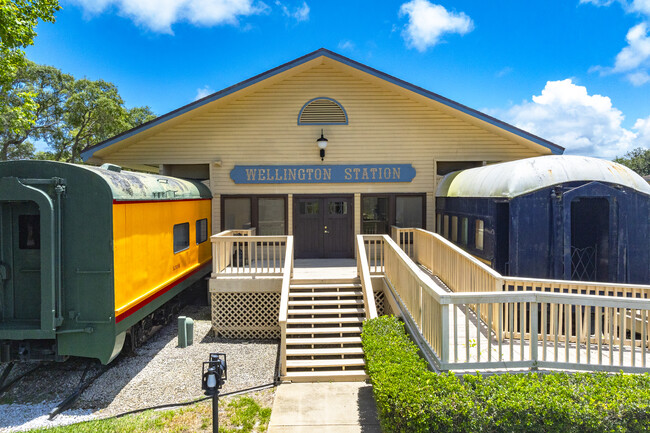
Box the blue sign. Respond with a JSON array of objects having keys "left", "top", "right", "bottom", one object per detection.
[{"left": 230, "top": 164, "right": 416, "bottom": 184}]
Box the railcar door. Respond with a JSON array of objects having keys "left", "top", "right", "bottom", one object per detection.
[{"left": 1, "top": 202, "right": 42, "bottom": 323}]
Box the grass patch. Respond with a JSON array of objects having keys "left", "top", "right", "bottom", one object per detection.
[
  {"left": 28, "top": 390, "right": 274, "bottom": 433},
  {"left": 362, "top": 315, "right": 650, "bottom": 433}
]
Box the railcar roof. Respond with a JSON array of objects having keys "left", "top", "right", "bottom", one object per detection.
[
  {"left": 83, "top": 165, "right": 211, "bottom": 201},
  {"left": 0, "top": 160, "right": 211, "bottom": 201},
  {"left": 436, "top": 155, "right": 650, "bottom": 199}
]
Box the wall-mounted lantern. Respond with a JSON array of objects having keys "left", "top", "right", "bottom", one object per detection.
[{"left": 317, "top": 129, "right": 328, "bottom": 161}]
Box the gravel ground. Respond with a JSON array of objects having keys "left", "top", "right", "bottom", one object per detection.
[{"left": 0, "top": 304, "right": 279, "bottom": 432}]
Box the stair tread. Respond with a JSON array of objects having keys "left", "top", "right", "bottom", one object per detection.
[
  {"left": 283, "top": 370, "right": 368, "bottom": 381},
  {"left": 288, "top": 308, "right": 365, "bottom": 315},
  {"left": 286, "top": 336, "right": 361, "bottom": 345},
  {"left": 286, "top": 326, "right": 362, "bottom": 334},
  {"left": 289, "top": 291, "right": 363, "bottom": 298},
  {"left": 290, "top": 283, "right": 362, "bottom": 290},
  {"left": 289, "top": 299, "right": 363, "bottom": 306},
  {"left": 287, "top": 317, "right": 364, "bottom": 324},
  {"left": 286, "top": 358, "right": 366, "bottom": 368},
  {"left": 286, "top": 347, "right": 364, "bottom": 356}
]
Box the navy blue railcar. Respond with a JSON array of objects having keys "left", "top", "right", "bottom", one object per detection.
[{"left": 436, "top": 155, "right": 650, "bottom": 284}]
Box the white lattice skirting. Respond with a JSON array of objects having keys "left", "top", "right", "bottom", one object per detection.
[{"left": 211, "top": 291, "right": 281, "bottom": 339}]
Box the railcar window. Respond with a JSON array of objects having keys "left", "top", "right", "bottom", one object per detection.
[
  {"left": 475, "top": 219, "right": 484, "bottom": 251},
  {"left": 442, "top": 215, "right": 449, "bottom": 239},
  {"left": 19, "top": 215, "right": 40, "bottom": 249},
  {"left": 196, "top": 219, "right": 208, "bottom": 244},
  {"left": 461, "top": 218, "right": 468, "bottom": 245},
  {"left": 451, "top": 216, "right": 458, "bottom": 242},
  {"left": 174, "top": 223, "right": 190, "bottom": 253}
]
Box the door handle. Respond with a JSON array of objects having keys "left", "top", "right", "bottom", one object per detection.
[{"left": 324, "top": 226, "right": 329, "bottom": 234}]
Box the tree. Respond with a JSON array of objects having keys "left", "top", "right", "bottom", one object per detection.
[
  {"left": 614, "top": 147, "right": 650, "bottom": 177},
  {"left": 0, "top": 60, "right": 72, "bottom": 160},
  {"left": 0, "top": 61, "right": 156, "bottom": 162},
  {"left": 0, "top": 0, "right": 61, "bottom": 134},
  {"left": 45, "top": 79, "right": 155, "bottom": 162}
]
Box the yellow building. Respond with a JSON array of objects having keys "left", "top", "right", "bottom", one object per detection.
[{"left": 82, "top": 48, "right": 563, "bottom": 259}]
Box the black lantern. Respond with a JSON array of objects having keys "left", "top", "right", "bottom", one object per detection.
[
  {"left": 316, "top": 129, "right": 328, "bottom": 161},
  {"left": 202, "top": 353, "right": 227, "bottom": 433}
]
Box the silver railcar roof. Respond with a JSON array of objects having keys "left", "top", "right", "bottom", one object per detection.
[{"left": 436, "top": 155, "right": 650, "bottom": 198}]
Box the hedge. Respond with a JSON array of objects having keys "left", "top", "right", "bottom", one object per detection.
[{"left": 361, "top": 315, "right": 650, "bottom": 433}]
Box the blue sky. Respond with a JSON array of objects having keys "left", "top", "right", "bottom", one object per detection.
[{"left": 25, "top": 0, "right": 650, "bottom": 158}]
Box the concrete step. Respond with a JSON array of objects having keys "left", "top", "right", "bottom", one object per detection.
[
  {"left": 282, "top": 370, "right": 368, "bottom": 383},
  {"left": 286, "top": 336, "right": 362, "bottom": 346},
  {"left": 286, "top": 347, "right": 364, "bottom": 356},
  {"left": 288, "top": 299, "right": 363, "bottom": 307},
  {"left": 288, "top": 308, "right": 364, "bottom": 316},
  {"left": 289, "top": 291, "right": 363, "bottom": 298},
  {"left": 286, "top": 358, "right": 366, "bottom": 368},
  {"left": 287, "top": 317, "right": 364, "bottom": 325},
  {"left": 286, "top": 326, "right": 363, "bottom": 335}
]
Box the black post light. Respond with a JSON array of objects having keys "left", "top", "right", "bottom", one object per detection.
[
  {"left": 202, "top": 352, "right": 227, "bottom": 433},
  {"left": 317, "top": 129, "right": 328, "bottom": 161}
]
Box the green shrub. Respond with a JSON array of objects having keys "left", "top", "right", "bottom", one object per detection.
[{"left": 361, "top": 315, "right": 650, "bottom": 433}]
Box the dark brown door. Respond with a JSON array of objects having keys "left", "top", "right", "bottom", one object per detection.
[{"left": 293, "top": 195, "right": 354, "bottom": 258}]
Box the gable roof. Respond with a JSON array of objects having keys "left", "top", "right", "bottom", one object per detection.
[{"left": 81, "top": 48, "right": 564, "bottom": 162}]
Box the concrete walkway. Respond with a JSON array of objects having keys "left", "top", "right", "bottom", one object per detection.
[{"left": 268, "top": 382, "right": 382, "bottom": 433}]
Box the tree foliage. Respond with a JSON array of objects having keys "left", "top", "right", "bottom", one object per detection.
[
  {"left": 0, "top": 0, "right": 61, "bottom": 134},
  {"left": 614, "top": 147, "right": 650, "bottom": 177},
  {"left": 0, "top": 61, "right": 156, "bottom": 162}
]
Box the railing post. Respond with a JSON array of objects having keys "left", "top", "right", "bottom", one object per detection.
[
  {"left": 530, "top": 301, "right": 538, "bottom": 364},
  {"left": 441, "top": 304, "right": 449, "bottom": 365}
]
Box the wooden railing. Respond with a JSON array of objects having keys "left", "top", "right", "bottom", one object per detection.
[
  {"left": 211, "top": 229, "right": 291, "bottom": 276},
  {"left": 368, "top": 229, "right": 650, "bottom": 372},
  {"left": 361, "top": 234, "right": 386, "bottom": 274},
  {"left": 382, "top": 235, "right": 448, "bottom": 361},
  {"left": 391, "top": 226, "right": 414, "bottom": 258},
  {"left": 356, "top": 235, "right": 378, "bottom": 321},
  {"left": 277, "top": 236, "right": 294, "bottom": 377}
]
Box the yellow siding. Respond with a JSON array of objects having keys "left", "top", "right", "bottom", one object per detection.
[
  {"left": 113, "top": 200, "right": 211, "bottom": 318},
  {"left": 100, "top": 58, "right": 547, "bottom": 232}
]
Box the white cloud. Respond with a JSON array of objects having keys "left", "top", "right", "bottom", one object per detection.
[
  {"left": 398, "top": 0, "right": 473, "bottom": 52},
  {"left": 612, "top": 22, "right": 650, "bottom": 73},
  {"left": 338, "top": 40, "right": 355, "bottom": 51},
  {"left": 630, "top": 0, "right": 650, "bottom": 16},
  {"left": 634, "top": 115, "right": 650, "bottom": 146},
  {"left": 275, "top": 1, "right": 309, "bottom": 22},
  {"left": 194, "top": 85, "right": 214, "bottom": 101},
  {"left": 68, "top": 0, "right": 267, "bottom": 33},
  {"left": 504, "top": 79, "right": 641, "bottom": 158},
  {"left": 496, "top": 67, "right": 512, "bottom": 78},
  {"left": 584, "top": 1, "right": 650, "bottom": 85}
]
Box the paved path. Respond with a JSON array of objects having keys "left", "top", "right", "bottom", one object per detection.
[{"left": 268, "top": 382, "right": 381, "bottom": 433}]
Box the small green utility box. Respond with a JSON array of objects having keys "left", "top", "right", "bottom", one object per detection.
[{"left": 178, "top": 316, "right": 194, "bottom": 348}]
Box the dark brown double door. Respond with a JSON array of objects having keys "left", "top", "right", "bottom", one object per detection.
[{"left": 293, "top": 195, "right": 354, "bottom": 258}]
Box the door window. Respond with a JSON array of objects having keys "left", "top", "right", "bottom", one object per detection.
[
  {"left": 299, "top": 201, "right": 319, "bottom": 215},
  {"left": 19, "top": 215, "right": 40, "bottom": 250},
  {"left": 258, "top": 198, "right": 285, "bottom": 235},
  {"left": 223, "top": 198, "right": 252, "bottom": 230},
  {"left": 328, "top": 201, "right": 348, "bottom": 215}
]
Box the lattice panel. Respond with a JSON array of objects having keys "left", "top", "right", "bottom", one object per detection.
[
  {"left": 374, "top": 290, "right": 388, "bottom": 316},
  {"left": 211, "top": 292, "right": 280, "bottom": 339}
]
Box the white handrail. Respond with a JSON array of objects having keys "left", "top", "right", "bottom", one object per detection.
[
  {"left": 356, "top": 235, "right": 378, "bottom": 320},
  {"left": 278, "top": 236, "right": 293, "bottom": 377}
]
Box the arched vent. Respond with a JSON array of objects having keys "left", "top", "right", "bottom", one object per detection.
[{"left": 298, "top": 98, "right": 348, "bottom": 125}]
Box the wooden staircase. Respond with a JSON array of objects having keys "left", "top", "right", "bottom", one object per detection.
[{"left": 281, "top": 278, "right": 368, "bottom": 382}]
